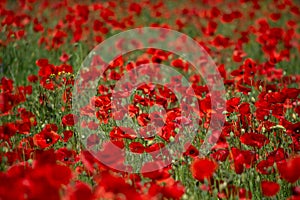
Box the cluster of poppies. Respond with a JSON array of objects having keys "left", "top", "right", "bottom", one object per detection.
[{"left": 1, "top": 0, "right": 300, "bottom": 199}]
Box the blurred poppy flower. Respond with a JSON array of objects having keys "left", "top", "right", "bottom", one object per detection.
[
  {"left": 95, "top": 171, "right": 141, "bottom": 199},
  {"left": 191, "top": 158, "right": 217, "bottom": 182},
  {"left": 59, "top": 52, "right": 70, "bottom": 63},
  {"left": 277, "top": 156, "right": 300, "bottom": 183},
  {"left": 261, "top": 180, "right": 280, "bottom": 197},
  {"left": 67, "top": 181, "right": 94, "bottom": 200},
  {"left": 148, "top": 179, "right": 185, "bottom": 200},
  {"left": 141, "top": 161, "right": 171, "bottom": 180},
  {"left": 27, "top": 75, "right": 38, "bottom": 83},
  {"left": 0, "top": 122, "right": 18, "bottom": 141}
]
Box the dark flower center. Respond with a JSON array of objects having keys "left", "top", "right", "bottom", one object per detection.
[{"left": 46, "top": 137, "right": 52, "bottom": 144}]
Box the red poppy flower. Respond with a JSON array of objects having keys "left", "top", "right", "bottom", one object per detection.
[
  {"left": 18, "top": 108, "right": 37, "bottom": 126},
  {"left": 171, "top": 58, "right": 188, "bottom": 71},
  {"left": 243, "top": 58, "right": 256, "bottom": 74},
  {"left": 267, "top": 148, "right": 286, "bottom": 163},
  {"left": 33, "top": 126, "right": 60, "bottom": 148},
  {"left": 282, "top": 88, "right": 300, "bottom": 99},
  {"left": 232, "top": 48, "right": 247, "bottom": 62},
  {"left": 57, "top": 63, "right": 73, "bottom": 74},
  {"left": 33, "top": 18, "right": 44, "bottom": 32},
  {"left": 226, "top": 97, "right": 240, "bottom": 112},
  {"left": 16, "top": 121, "right": 31, "bottom": 134},
  {"left": 238, "top": 102, "right": 251, "bottom": 115},
  {"left": 137, "top": 113, "right": 150, "bottom": 126},
  {"left": 56, "top": 147, "right": 78, "bottom": 164},
  {"left": 240, "top": 133, "right": 269, "bottom": 149},
  {"left": 37, "top": 61, "right": 55, "bottom": 78},
  {"left": 190, "top": 158, "right": 217, "bottom": 182},
  {"left": 256, "top": 160, "right": 274, "bottom": 175},
  {"left": 210, "top": 149, "right": 229, "bottom": 162},
  {"left": 0, "top": 93, "right": 14, "bottom": 115},
  {"left": 96, "top": 109, "right": 111, "bottom": 124},
  {"left": 93, "top": 19, "right": 103, "bottom": 32},
  {"left": 128, "top": 104, "right": 139, "bottom": 117},
  {"left": 36, "top": 58, "right": 49, "bottom": 68},
  {"left": 39, "top": 77, "right": 55, "bottom": 90},
  {"left": 129, "top": 142, "right": 145, "bottom": 153},
  {"left": 277, "top": 156, "right": 300, "bottom": 183},
  {"left": 158, "top": 124, "right": 177, "bottom": 142},
  {"left": 183, "top": 144, "right": 199, "bottom": 157},
  {"left": 199, "top": 96, "right": 212, "bottom": 114},
  {"left": 202, "top": 20, "right": 218, "bottom": 36},
  {"left": 261, "top": 180, "right": 280, "bottom": 197},
  {"left": 211, "top": 35, "right": 231, "bottom": 49},
  {"left": 52, "top": 30, "right": 67, "bottom": 48},
  {"left": 145, "top": 143, "right": 165, "bottom": 154},
  {"left": 62, "top": 114, "right": 79, "bottom": 126},
  {"left": 63, "top": 130, "right": 73, "bottom": 142},
  {"left": 239, "top": 188, "right": 252, "bottom": 200},
  {"left": 59, "top": 52, "right": 69, "bottom": 63},
  {"left": 109, "top": 126, "right": 137, "bottom": 140},
  {"left": 0, "top": 122, "right": 18, "bottom": 141},
  {"left": 231, "top": 147, "right": 256, "bottom": 174},
  {"left": 92, "top": 94, "right": 111, "bottom": 109},
  {"left": 129, "top": 2, "right": 142, "bottom": 15}
]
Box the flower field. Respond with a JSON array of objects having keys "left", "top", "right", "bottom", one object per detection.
[{"left": 0, "top": 0, "right": 300, "bottom": 199}]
